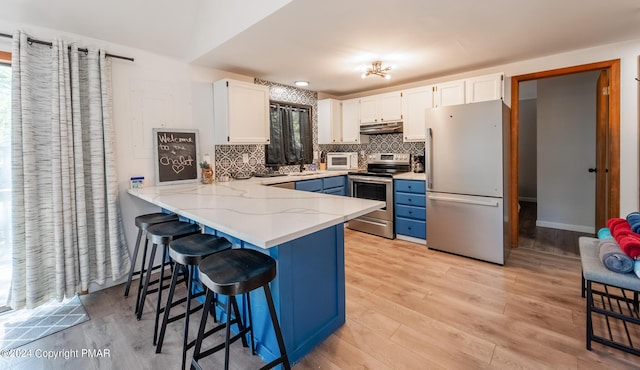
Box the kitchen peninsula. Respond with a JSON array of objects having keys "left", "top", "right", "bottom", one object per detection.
[{"left": 127, "top": 177, "right": 384, "bottom": 365}]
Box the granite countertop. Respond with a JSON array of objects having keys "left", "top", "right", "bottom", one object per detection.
[
  {"left": 246, "top": 169, "right": 426, "bottom": 183},
  {"left": 252, "top": 170, "right": 350, "bottom": 185},
  {"left": 393, "top": 172, "right": 426, "bottom": 181},
  {"left": 127, "top": 177, "right": 383, "bottom": 249}
]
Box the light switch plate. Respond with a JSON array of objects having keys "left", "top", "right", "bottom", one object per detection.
[{"left": 242, "top": 153, "right": 249, "bottom": 163}]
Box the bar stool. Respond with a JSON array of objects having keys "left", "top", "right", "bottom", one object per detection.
[
  {"left": 191, "top": 249, "right": 290, "bottom": 370},
  {"left": 124, "top": 213, "right": 179, "bottom": 310},
  {"left": 137, "top": 220, "right": 201, "bottom": 344},
  {"left": 156, "top": 233, "right": 232, "bottom": 370}
]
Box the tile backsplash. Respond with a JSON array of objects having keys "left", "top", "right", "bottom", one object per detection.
[
  {"left": 319, "top": 134, "right": 424, "bottom": 171},
  {"left": 214, "top": 79, "right": 425, "bottom": 179}
]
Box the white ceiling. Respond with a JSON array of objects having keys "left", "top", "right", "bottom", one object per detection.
[{"left": 2, "top": 0, "right": 640, "bottom": 96}]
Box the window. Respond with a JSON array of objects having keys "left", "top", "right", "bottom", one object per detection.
[
  {"left": 0, "top": 51, "right": 11, "bottom": 310},
  {"left": 265, "top": 102, "right": 312, "bottom": 166}
]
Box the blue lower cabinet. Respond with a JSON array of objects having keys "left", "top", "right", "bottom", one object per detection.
[
  {"left": 395, "top": 179, "right": 426, "bottom": 193},
  {"left": 394, "top": 179, "right": 427, "bottom": 241},
  {"left": 296, "top": 175, "right": 347, "bottom": 196},
  {"left": 323, "top": 175, "right": 346, "bottom": 189},
  {"left": 396, "top": 204, "right": 426, "bottom": 221},
  {"left": 395, "top": 193, "right": 426, "bottom": 208},
  {"left": 295, "top": 178, "right": 323, "bottom": 192},
  {"left": 323, "top": 187, "right": 345, "bottom": 196},
  {"left": 193, "top": 224, "right": 345, "bottom": 366},
  {"left": 396, "top": 217, "right": 426, "bottom": 239}
]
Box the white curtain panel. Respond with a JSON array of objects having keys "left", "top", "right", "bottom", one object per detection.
[{"left": 10, "top": 31, "right": 130, "bottom": 309}]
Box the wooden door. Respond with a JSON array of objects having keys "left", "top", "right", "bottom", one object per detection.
[
  {"left": 510, "top": 59, "right": 620, "bottom": 248},
  {"left": 595, "top": 69, "right": 609, "bottom": 229}
]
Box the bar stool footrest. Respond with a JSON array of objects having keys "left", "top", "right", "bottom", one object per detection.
[
  {"left": 193, "top": 324, "right": 251, "bottom": 361},
  {"left": 166, "top": 303, "right": 204, "bottom": 325}
]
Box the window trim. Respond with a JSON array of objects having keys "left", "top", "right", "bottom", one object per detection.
[
  {"left": 266, "top": 100, "right": 313, "bottom": 166},
  {"left": 0, "top": 51, "right": 10, "bottom": 65}
]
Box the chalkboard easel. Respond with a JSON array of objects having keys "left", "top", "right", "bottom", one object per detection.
[{"left": 153, "top": 128, "right": 200, "bottom": 185}]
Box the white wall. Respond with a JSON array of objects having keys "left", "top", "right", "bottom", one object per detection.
[
  {"left": 190, "top": 0, "right": 293, "bottom": 62},
  {"left": 1, "top": 20, "right": 639, "bottom": 290},
  {"left": 339, "top": 38, "right": 640, "bottom": 217},
  {"left": 0, "top": 21, "right": 254, "bottom": 292},
  {"left": 536, "top": 71, "right": 599, "bottom": 233},
  {"left": 518, "top": 98, "right": 537, "bottom": 201}
]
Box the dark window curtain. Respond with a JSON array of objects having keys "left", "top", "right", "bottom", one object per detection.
[{"left": 266, "top": 102, "right": 312, "bottom": 166}]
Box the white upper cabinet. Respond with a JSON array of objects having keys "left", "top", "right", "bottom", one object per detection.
[
  {"left": 359, "top": 96, "right": 377, "bottom": 124},
  {"left": 213, "top": 79, "right": 270, "bottom": 145},
  {"left": 341, "top": 98, "right": 368, "bottom": 143},
  {"left": 317, "top": 98, "right": 368, "bottom": 144},
  {"left": 318, "top": 73, "right": 503, "bottom": 144},
  {"left": 318, "top": 99, "right": 342, "bottom": 144},
  {"left": 402, "top": 85, "right": 434, "bottom": 142},
  {"left": 359, "top": 91, "right": 403, "bottom": 124},
  {"left": 434, "top": 79, "right": 465, "bottom": 107},
  {"left": 378, "top": 92, "right": 403, "bottom": 122},
  {"left": 465, "top": 73, "right": 504, "bottom": 103}
]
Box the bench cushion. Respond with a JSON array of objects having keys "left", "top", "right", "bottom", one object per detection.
[{"left": 579, "top": 236, "right": 640, "bottom": 291}]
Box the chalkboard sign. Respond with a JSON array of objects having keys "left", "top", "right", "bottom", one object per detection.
[{"left": 153, "top": 128, "right": 200, "bottom": 185}]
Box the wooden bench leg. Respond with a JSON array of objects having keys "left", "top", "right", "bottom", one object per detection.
[
  {"left": 586, "top": 279, "right": 593, "bottom": 351},
  {"left": 581, "top": 271, "right": 586, "bottom": 298}
]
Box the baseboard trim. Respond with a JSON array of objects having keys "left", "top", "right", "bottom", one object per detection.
[
  {"left": 518, "top": 197, "right": 537, "bottom": 202},
  {"left": 396, "top": 234, "right": 427, "bottom": 245},
  {"left": 535, "top": 220, "right": 595, "bottom": 234}
]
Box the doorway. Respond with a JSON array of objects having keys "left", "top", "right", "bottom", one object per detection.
[{"left": 509, "top": 60, "right": 621, "bottom": 249}]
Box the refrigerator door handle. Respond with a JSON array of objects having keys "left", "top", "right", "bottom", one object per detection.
[
  {"left": 426, "top": 127, "right": 433, "bottom": 189},
  {"left": 427, "top": 195, "right": 499, "bottom": 207}
]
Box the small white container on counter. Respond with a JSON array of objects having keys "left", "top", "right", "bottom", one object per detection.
[{"left": 130, "top": 176, "right": 144, "bottom": 189}]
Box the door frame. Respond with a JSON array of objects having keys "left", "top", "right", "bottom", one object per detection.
[{"left": 509, "top": 59, "right": 620, "bottom": 247}]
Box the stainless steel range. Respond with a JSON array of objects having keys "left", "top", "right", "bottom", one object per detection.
[{"left": 347, "top": 153, "right": 411, "bottom": 239}]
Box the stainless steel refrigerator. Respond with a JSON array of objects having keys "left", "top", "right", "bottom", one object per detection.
[{"left": 425, "top": 100, "right": 511, "bottom": 265}]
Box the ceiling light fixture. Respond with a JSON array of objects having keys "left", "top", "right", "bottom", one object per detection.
[
  {"left": 361, "top": 61, "right": 392, "bottom": 79},
  {"left": 294, "top": 81, "right": 309, "bottom": 87}
]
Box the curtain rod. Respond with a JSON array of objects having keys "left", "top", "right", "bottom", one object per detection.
[{"left": 0, "top": 32, "right": 134, "bottom": 62}]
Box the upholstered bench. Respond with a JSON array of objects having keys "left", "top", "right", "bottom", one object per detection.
[{"left": 579, "top": 236, "right": 640, "bottom": 356}]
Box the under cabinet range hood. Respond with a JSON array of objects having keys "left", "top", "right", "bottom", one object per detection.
[{"left": 359, "top": 121, "right": 403, "bottom": 135}]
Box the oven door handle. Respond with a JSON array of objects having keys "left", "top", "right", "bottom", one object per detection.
[
  {"left": 352, "top": 218, "right": 389, "bottom": 228},
  {"left": 348, "top": 176, "right": 393, "bottom": 184}
]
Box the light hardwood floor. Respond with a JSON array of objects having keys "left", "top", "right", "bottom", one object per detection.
[
  {"left": 2, "top": 229, "right": 639, "bottom": 369},
  {"left": 518, "top": 201, "right": 594, "bottom": 259}
]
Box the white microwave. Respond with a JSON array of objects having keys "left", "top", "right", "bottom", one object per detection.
[{"left": 326, "top": 152, "right": 359, "bottom": 170}]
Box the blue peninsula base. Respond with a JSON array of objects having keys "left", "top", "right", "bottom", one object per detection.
[{"left": 201, "top": 224, "right": 346, "bottom": 367}]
